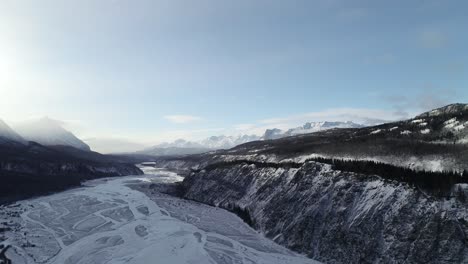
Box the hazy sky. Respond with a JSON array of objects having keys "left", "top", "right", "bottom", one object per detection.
[{"left": 0, "top": 0, "right": 467, "bottom": 148}]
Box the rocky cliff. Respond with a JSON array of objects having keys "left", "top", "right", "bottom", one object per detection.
[{"left": 180, "top": 160, "right": 468, "bottom": 263}]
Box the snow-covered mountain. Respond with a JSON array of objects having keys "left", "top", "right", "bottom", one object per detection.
[
  {"left": 14, "top": 117, "right": 91, "bottom": 151},
  {"left": 262, "top": 121, "right": 365, "bottom": 140},
  {"left": 139, "top": 121, "right": 367, "bottom": 156},
  {"left": 200, "top": 134, "right": 260, "bottom": 149},
  {"left": 137, "top": 136, "right": 261, "bottom": 156},
  {"left": 155, "top": 139, "right": 206, "bottom": 149},
  {"left": 0, "top": 119, "right": 26, "bottom": 144}
]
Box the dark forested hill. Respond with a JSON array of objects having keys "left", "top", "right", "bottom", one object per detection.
[{"left": 0, "top": 141, "right": 142, "bottom": 204}]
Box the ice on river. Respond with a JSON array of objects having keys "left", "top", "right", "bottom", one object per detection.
[{"left": 0, "top": 166, "right": 319, "bottom": 264}]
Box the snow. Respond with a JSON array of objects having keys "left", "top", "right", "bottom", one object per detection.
[
  {"left": 400, "top": 130, "right": 412, "bottom": 135},
  {"left": 0, "top": 166, "right": 318, "bottom": 264},
  {"left": 445, "top": 118, "right": 458, "bottom": 125},
  {"left": 454, "top": 124, "right": 465, "bottom": 131},
  {"left": 428, "top": 109, "right": 441, "bottom": 116},
  {"left": 411, "top": 119, "right": 424, "bottom": 124},
  {"left": 389, "top": 126, "right": 398, "bottom": 131},
  {"left": 444, "top": 117, "right": 461, "bottom": 129},
  {"left": 370, "top": 129, "right": 382, "bottom": 134},
  {"left": 420, "top": 129, "right": 430, "bottom": 134}
]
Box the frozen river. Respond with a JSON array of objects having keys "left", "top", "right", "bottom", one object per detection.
[{"left": 0, "top": 165, "right": 318, "bottom": 264}]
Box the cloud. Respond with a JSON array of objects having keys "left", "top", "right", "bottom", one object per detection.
[
  {"left": 420, "top": 29, "right": 447, "bottom": 48},
  {"left": 163, "top": 115, "right": 202, "bottom": 124}
]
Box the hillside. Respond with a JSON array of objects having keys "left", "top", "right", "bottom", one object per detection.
[
  {"left": 0, "top": 140, "right": 142, "bottom": 204},
  {"left": 151, "top": 104, "right": 468, "bottom": 263},
  {"left": 14, "top": 117, "right": 91, "bottom": 151}
]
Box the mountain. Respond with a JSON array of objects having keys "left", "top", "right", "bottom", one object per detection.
[
  {"left": 200, "top": 134, "right": 260, "bottom": 149},
  {"left": 262, "top": 121, "right": 365, "bottom": 140},
  {"left": 416, "top": 103, "right": 468, "bottom": 118},
  {"left": 14, "top": 117, "right": 91, "bottom": 151},
  {"left": 0, "top": 119, "right": 26, "bottom": 145},
  {"left": 155, "top": 139, "right": 206, "bottom": 149},
  {"left": 135, "top": 139, "right": 210, "bottom": 156},
  {"left": 136, "top": 136, "right": 260, "bottom": 156},
  {"left": 151, "top": 103, "right": 468, "bottom": 263},
  {"left": 138, "top": 121, "right": 367, "bottom": 156},
  {"left": 136, "top": 146, "right": 212, "bottom": 156}
]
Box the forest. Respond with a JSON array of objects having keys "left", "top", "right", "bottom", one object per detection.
[{"left": 199, "top": 158, "right": 468, "bottom": 197}]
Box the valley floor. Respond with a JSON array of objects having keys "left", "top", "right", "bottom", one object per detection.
[{"left": 0, "top": 166, "right": 318, "bottom": 264}]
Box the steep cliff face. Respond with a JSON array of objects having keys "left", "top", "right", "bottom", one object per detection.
[{"left": 180, "top": 161, "right": 468, "bottom": 264}]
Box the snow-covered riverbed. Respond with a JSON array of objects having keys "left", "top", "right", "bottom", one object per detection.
[{"left": 0, "top": 166, "right": 318, "bottom": 264}]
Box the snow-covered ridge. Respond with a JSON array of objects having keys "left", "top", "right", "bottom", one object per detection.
[
  {"left": 262, "top": 121, "right": 364, "bottom": 140},
  {"left": 416, "top": 103, "right": 468, "bottom": 118}
]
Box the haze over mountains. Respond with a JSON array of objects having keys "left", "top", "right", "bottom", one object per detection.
[
  {"left": 0, "top": 119, "right": 25, "bottom": 145},
  {"left": 13, "top": 117, "right": 91, "bottom": 151},
  {"left": 136, "top": 121, "right": 371, "bottom": 156},
  {"left": 0, "top": 116, "right": 374, "bottom": 155}
]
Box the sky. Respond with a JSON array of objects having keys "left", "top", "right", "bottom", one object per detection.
[{"left": 0, "top": 0, "right": 467, "bottom": 152}]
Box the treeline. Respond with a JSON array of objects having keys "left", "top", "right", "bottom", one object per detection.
[
  {"left": 0, "top": 163, "right": 141, "bottom": 205},
  {"left": 193, "top": 159, "right": 302, "bottom": 173},
  {"left": 195, "top": 158, "right": 468, "bottom": 196},
  {"left": 0, "top": 170, "right": 83, "bottom": 204},
  {"left": 308, "top": 157, "right": 468, "bottom": 196}
]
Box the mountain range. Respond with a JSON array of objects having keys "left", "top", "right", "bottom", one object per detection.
[
  {"left": 262, "top": 121, "right": 365, "bottom": 140},
  {"left": 138, "top": 121, "right": 369, "bottom": 156},
  {"left": 0, "top": 117, "right": 374, "bottom": 156}
]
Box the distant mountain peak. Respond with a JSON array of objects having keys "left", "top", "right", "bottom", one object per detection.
[
  {"left": 262, "top": 121, "right": 365, "bottom": 140},
  {"left": 14, "top": 117, "right": 91, "bottom": 151},
  {"left": 0, "top": 119, "right": 26, "bottom": 144}
]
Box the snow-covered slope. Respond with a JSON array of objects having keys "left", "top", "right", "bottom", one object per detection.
[
  {"left": 200, "top": 134, "right": 260, "bottom": 149},
  {"left": 155, "top": 139, "right": 206, "bottom": 149},
  {"left": 136, "top": 136, "right": 260, "bottom": 156},
  {"left": 14, "top": 117, "right": 91, "bottom": 151},
  {"left": 262, "top": 121, "right": 364, "bottom": 140},
  {"left": 416, "top": 103, "right": 468, "bottom": 118}
]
